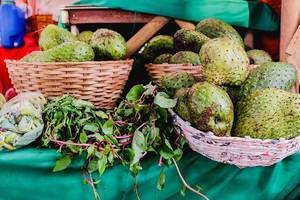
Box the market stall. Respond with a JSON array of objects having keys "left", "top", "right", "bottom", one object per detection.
[{"left": 1, "top": 0, "right": 300, "bottom": 200}]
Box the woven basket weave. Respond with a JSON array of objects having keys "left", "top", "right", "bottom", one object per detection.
[
  {"left": 6, "top": 60, "right": 133, "bottom": 109},
  {"left": 145, "top": 63, "right": 203, "bottom": 85},
  {"left": 170, "top": 110, "right": 300, "bottom": 168},
  {"left": 145, "top": 63, "right": 258, "bottom": 85}
]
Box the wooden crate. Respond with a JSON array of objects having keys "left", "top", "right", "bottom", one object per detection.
[{"left": 28, "top": 15, "right": 54, "bottom": 31}]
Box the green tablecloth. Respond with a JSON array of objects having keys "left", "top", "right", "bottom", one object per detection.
[
  {"left": 1, "top": 148, "right": 299, "bottom": 200},
  {"left": 71, "top": 0, "right": 279, "bottom": 31}
]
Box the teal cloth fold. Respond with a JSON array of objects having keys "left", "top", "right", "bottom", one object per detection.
[
  {"left": 0, "top": 148, "right": 299, "bottom": 200},
  {"left": 70, "top": 0, "right": 279, "bottom": 31}
]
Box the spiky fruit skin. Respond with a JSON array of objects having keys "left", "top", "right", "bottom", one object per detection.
[
  {"left": 141, "top": 35, "right": 175, "bottom": 63},
  {"left": 170, "top": 51, "right": 201, "bottom": 66},
  {"left": 174, "top": 28, "right": 210, "bottom": 53},
  {"left": 153, "top": 53, "right": 172, "bottom": 64},
  {"left": 78, "top": 31, "right": 94, "bottom": 44},
  {"left": 235, "top": 89, "right": 300, "bottom": 139},
  {"left": 196, "top": 18, "right": 244, "bottom": 48},
  {"left": 200, "top": 37, "right": 249, "bottom": 86},
  {"left": 23, "top": 42, "right": 94, "bottom": 62},
  {"left": 20, "top": 51, "right": 49, "bottom": 62},
  {"left": 91, "top": 28, "right": 127, "bottom": 60},
  {"left": 238, "top": 62, "right": 297, "bottom": 100},
  {"left": 247, "top": 49, "right": 272, "bottom": 65},
  {"left": 187, "top": 82, "right": 234, "bottom": 136},
  {"left": 39, "top": 24, "right": 77, "bottom": 50},
  {"left": 174, "top": 88, "right": 191, "bottom": 122},
  {"left": 161, "top": 72, "right": 196, "bottom": 96}
]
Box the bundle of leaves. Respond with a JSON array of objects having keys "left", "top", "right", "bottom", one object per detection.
[{"left": 41, "top": 84, "right": 208, "bottom": 199}]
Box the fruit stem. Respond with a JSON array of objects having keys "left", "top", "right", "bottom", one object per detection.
[{"left": 172, "top": 158, "right": 209, "bottom": 200}]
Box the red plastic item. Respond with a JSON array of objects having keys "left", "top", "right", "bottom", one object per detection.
[
  {"left": 4, "top": 87, "right": 17, "bottom": 101},
  {"left": 0, "top": 32, "right": 39, "bottom": 95}
]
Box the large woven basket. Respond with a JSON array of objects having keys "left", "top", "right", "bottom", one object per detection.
[
  {"left": 145, "top": 63, "right": 203, "bottom": 85},
  {"left": 170, "top": 110, "right": 300, "bottom": 168},
  {"left": 6, "top": 60, "right": 133, "bottom": 109},
  {"left": 145, "top": 63, "right": 258, "bottom": 85}
]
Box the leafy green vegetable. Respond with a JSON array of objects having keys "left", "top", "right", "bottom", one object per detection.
[{"left": 53, "top": 154, "right": 72, "bottom": 172}]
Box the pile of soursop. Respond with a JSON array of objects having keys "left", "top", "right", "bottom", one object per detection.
[
  {"left": 21, "top": 25, "right": 127, "bottom": 62},
  {"left": 157, "top": 18, "right": 299, "bottom": 140}
]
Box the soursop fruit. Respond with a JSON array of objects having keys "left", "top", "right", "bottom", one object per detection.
[
  {"left": 91, "top": 28, "right": 127, "bottom": 60},
  {"left": 174, "top": 88, "right": 191, "bottom": 122},
  {"left": 78, "top": 31, "right": 94, "bottom": 44},
  {"left": 235, "top": 88, "right": 300, "bottom": 139},
  {"left": 153, "top": 53, "right": 172, "bottom": 64},
  {"left": 238, "top": 62, "right": 297, "bottom": 100},
  {"left": 20, "top": 51, "right": 48, "bottom": 62},
  {"left": 247, "top": 49, "right": 272, "bottom": 65},
  {"left": 187, "top": 82, "right": 234, "bottom": 136},
  {"left": 174, "top": 28, "right": 210, "bottom": 53},
  {"left": 22, "top": 41, "right": 94, "bottom": 62},
  {"left": 141, "top": 35, "right": 175, "bottom": 63},
  {"left": 39, "top": 24, "right": 77, "bottom": 50},
  {"left": 199, "top": 37, "right": 249, "bottom": 86},
  {"left": 196, "top": 18, "right": 244, "bottom": 48},
  {"left": 170, "top": 51, "right": 201, "bottom": 66},
  {"left": 161, "top": 72, "right": 196, "bottom": 96}
]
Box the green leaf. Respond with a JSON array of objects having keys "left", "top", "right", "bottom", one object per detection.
[
  {"left": 87, "top": 145, "right": 95, "bottom": 157},
  {"left": 83, "top": 123, "right": 99, "bottom": 133},
  {"left": 94, "top": 133, "right": 104, "bottom": 141},
  {"left": 80, "top": 132, "right": 88, "bottom": 143},
  {"left": 180, "top": 185, "right": 187, "bottom": 197},
  {"left": 108, "top": 151, "right": 114, "bottom": 163},
  {"left": 129, "top": 163, "right": 142, "bottom": 177},
  {"left": 102, "top": 120, "right": 114, "bottom": 135},
  {"left": 53, "top": 155, "right": 72, "bottom": 172},
  {"left": 173, "top": 148, "right": 183, "bottom": 161},
  {"left": 154, "top": 92, "right": 177, "bottom": 108},
  {"left": 95, "top": 111, "right": 108, "bottom": 119},
  {"left": 98, "top": 155, "right": 107, "bottom": 176},
  {"left": 131, "top": 130, "right": 146, "bottom": 165},
  {"left": 73, "top": 99, "right": 95, "bottom": 109},
  {"left": 157, "top": 168, "right": 166, "bottom": 190},
  {"left": 87, "top": 159, "right": 98, "bottom": 173},
  {"left": 126, "top": 85, "right": 144, "bottom": 101},
  {"left": 159, "top": 142, "right": 174, "bottom": 160}
]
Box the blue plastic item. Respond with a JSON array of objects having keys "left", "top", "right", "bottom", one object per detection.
[{"left": 0, "top": 0, "right": 25, "bottom": 48}]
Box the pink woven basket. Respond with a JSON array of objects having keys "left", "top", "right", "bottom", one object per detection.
[{"left": 170, "top": 110, "right": 300, "bottom": 168}]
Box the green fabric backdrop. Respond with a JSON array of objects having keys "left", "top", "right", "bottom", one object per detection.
[
  {"left": 0, "top": 148, "right": 299, "bottom": 200},
  {"left": 71, "top": 0, "right": 279, "bottom": 31}
]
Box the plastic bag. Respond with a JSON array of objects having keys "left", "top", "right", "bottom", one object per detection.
[{"left": 0, "top": 92, "right": 47, "bottom": 150}]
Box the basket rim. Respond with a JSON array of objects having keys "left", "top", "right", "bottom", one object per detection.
[
  {"left": 145, "top": 63, "right": 201, "bottom": 67},
  {"left": 169, "top": 109, "right": 300, "bottom": 143},
  {"left": 5, "top": 59, "right": 134, "bottom": 66}
]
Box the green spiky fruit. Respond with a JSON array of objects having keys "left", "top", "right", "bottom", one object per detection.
[
  {"left": 39, "top": 24, "right": 77, "bottom": 50},
  {"left": 153, "top": 53, "right": 172, "bottom": 64},
  {"left": 187, "top": 82, "right": 234, "bottom": 136},
  {"left": 20, "top": 51, "right": 48, "bottom": 62},
  {"left": 174, "top": 88, "right": 191, "bottom": 122},
  {"left": 174, "top": 28, "right": 210, "bottom": 53},
  {"left": 141, "top": 35, "right": 175, "bottom": 63},
  {"left": 23, "top": 42, "right": 94, "bottom": 62},
  {"left": 170, "top": 51, "right": 201, "bottom": 66},
  {"left": 91, "top": 28, "right": 127, "bottom": 60},
  {"left": 78, "top": 31, "right": 94, "bottom": 44},
  {"left": 200, "top": 37, "right": 249, "bottom": 86},
  {"left": 239, "top": 62, "right": 297, "bottom": 100},
  {"left": 161, "top": 72, "right": 196, "bottom": 96},
  {"left": 196, "top": 18, "right": 244, "bottom": 48},
  {"left": 247, "top": 49, "right": 272, "bottom": 65},
  {"left": 235, "top": 88, "right": 300, "bottom": 139}
]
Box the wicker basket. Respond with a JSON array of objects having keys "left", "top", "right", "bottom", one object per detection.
[
  {"left": 145, "top": 63, "right": 258, "bottom": 85},
  {"left": 145, "top": 63, "right": 203, "bottom": 85},
  {"left": 6, "top": 60, "right": 133, "bottom": 109},
  {"left": 170, "top": 110, "right": 300, "bottom": 168}
]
